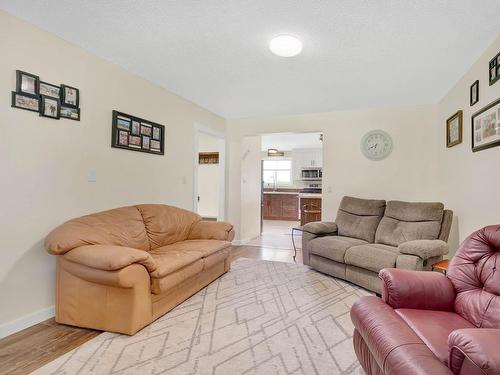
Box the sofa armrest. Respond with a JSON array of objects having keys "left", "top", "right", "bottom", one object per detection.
[
  {"left": 448, "top": 329, "right": 500, "bottom": 375},
  {"left": 380, "top": 268, "right": 455, "bottom": 311},
  {"left": 188, "top": 220, "right": 234, "bottom": 241},
  {"left": 302, "top": 221, "right": 338, "bottom": 235},
  {"left": 398, "top": 240, "right": 449, "bottom": 260},
  {"left": 63, "top": 245, "right": 157, "bottom": 273}
]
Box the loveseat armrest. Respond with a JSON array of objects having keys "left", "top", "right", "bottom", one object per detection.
[
  {"left": 398, "top": 239, "right": 449, "bottom": 260},
  {"left": 302, "top": 221, "right": 338, "bottom": 235},
  {"left": 188, "top": 220, "right": 235, "bottom": 241},
  {"left": 448, "top": 329, "right": 500, "bottom": 375},
  {"left": 380, "top": 268, "right": 455, "bottom": 311},
  {"left": 63, "top": 245, "right": 157, "bottom": 273}
]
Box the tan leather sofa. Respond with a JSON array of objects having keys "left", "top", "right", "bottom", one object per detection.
[{"left": 45, "top": 204, "right": 234, "bottom": 335}]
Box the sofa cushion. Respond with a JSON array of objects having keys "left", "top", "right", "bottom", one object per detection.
[
  {"left": 309, "top": 236, "right": 367, "bottom": 263},
  {"left": 136, "top": 204, "right": 202, "bottom": 249},
  {"left": 45, "top": 206, "right": 150, "bottom": 254},
  {"left": 396, "top": 309, "right": 474, "bottom": 365},
  {"left": 151, "top": 259, "right": 204, "bottom": 294},
  {"left": 335, "top": 196, "right": 386, "bottom": 242},
  {"left": 345, "top": 244, "right": 399, "bottom": 273},
  {"left": 375, "top": 201, "right": 444, "bottom": 247}
]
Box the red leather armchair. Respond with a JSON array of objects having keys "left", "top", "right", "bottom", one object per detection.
[{"left": 350, "top": 225, "right": 500, "bottom": 375}]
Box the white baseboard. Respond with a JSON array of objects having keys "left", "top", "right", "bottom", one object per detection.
[
  {"left": 0, "top": 305, "right": 55, "bottom": 339},
  {"left": 231, "top": 239, "right": 251, "bottom": 246}
]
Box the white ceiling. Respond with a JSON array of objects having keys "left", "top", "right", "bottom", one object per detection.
[
  {"left": 262, "top": 132, "right": 322, "bottom": 151},
  {"left": 2, "top": 1, "right": 499, "bottom": 119}
]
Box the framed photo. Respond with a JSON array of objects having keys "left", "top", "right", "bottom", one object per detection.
[
  {"left": 11, "top": 91, "right": 39, "bottom": 112},
  {"left": 61, "top": 84, "right": 79, "bottom": 108},
  {"left": 446, "top": 110, "right": 463, "bottom": 148},
  {"left": 111, "top": 110, "right": 165, "bottom": 155},
  {"left": 470, "top": 80, "right": 479, "bottom": 106},
  {"left": 60, "top": 106, "right": 80, "bottom": 121},
  {"left": 40, "top": 81, "right": 60, "bottom": 99},
  {"left": 16, "top": 70, "right": 39, "bottom": 98},
  {"left": 489, "top": 52, "right": 499, "bottom": 86},
  {"left": 472, "top": 98, "right": 500, "bottom": 152},
  {"left": 40, "top": 95, "right": 60, "bottom": 119}
]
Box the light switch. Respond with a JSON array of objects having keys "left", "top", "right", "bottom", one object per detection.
[
  {"left": 326, "top": 186, "right": 332, "bottom": 193},
  {"left": 181, "top": 176, "right": 187, "bottom": 185},
  {"left": 87, "top": 169, "right": 97, "bottom": 182}
]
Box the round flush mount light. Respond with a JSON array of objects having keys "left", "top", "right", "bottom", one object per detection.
[{"left": 269, "top": 35, "right": 302, "bottom": 57}]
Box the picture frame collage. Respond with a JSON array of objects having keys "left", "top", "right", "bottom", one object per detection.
[
  {"left": 11, "top": 70, "right": 81, "bottom": 121},
  {"left": 446, "top": 49, "right": 500, "bottom": 152},
  {"left": 111, "top": 110, "right": 165, "bottom": 155}
]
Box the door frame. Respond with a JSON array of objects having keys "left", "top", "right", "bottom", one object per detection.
[{"left": 193, "top": 123, "right": 226, "bottom": 221}]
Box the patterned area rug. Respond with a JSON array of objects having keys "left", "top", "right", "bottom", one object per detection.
[{"left": 34, "top": 258, "right": 371, "bottom": 375}]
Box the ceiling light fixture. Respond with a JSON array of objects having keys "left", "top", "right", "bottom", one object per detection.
[{"left": 269, "top": 35, "right": 302, "bottom": 57}]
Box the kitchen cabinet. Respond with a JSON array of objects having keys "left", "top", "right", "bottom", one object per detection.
[
  {"left": 291, "top": 148, "right": 322, "bottom": 180},
  {"left": 300, "top": 196, "right": 322, "bottom": 225},
  {"left": 263, "top": 193, "right": 299, "bottom": 220}
]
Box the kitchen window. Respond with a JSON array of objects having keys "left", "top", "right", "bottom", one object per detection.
[{"left": 263, "top": 160, "right": 292, "bottom": 187}]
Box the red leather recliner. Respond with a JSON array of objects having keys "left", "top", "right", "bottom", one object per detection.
[{"left": 350, "top": 225, "right": 500, "bottom": 374}]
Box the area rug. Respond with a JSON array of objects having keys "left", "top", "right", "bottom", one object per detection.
[{"left": 33, "top": 258, "right": 371, "bottom": 375}]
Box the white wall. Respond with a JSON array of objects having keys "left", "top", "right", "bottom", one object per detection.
[
  {"left": 0, "top": 11, "right": 225, "bottom": 333},
  {"left": 228, "top": 105, "right": 439, "bottom": 241},
  {"left": 197, "top": 133, "right": 220, "bottom": 218},
  {"left": 436, "top": 37, "right": 500, "bottom": 253}
]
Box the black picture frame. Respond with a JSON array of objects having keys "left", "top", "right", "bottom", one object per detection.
[
  {"left": 489, "top": 52, "right": 499, "bottom": 86},
  {"left": 39, "top": 81, "right": 61, "bottom": 99},
  {"left": 16, "top": 70, "right": 40, "bottom": 98},
  {"left": 60, "top": 106, "right": 80, "bottom": 121},
  {"left": 39, "top": 95, "right": 61, "bottom": 119},
  {"left": 470, "top": 80, "right": 479, "bottom": 106},
  {"left": 111, "top": 110, "right": 165, "bottom": 155},
  {"left": 471, "top": 97, "right": 500, "bottom": 152},
  {"left": 60, "top": 84, "right": 79, "bottom": 108},
  {"left": 11, "top": 91, "right": 40, "bottom": 112}
]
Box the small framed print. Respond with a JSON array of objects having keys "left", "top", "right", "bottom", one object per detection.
[
  {"left": 489, "top": 52, "right": 499, "bottom": 86},
  {"left": 61, "top": 84, "right": 79, "bottom": 107},
  {"left": 60, "top": 106, "right": 80, "bottom": 121},
  {"left": 141, "top": 123, "right": 152, "bottom": 136},
  {"left": 118, "top": 130, "right": 129, "bottom": 146},
  {"left": 39, "top": 95, "right": 60, "bottom": 119},
  {"left": 150, "top": 140, "right": 161, "bottom": 152},
  {"left": 39, "top": 81, "right": 60, "bottom": 99},
  {"left": 152, "top": 126, "right": 161, "bottom": 140},
  {"left": 16, "top": 70, "right": 40, "bottom": 97},
  {"left": 470, "top": 80, "right": 479, "bottom": 106},
  {"left": 131, "top": 120, "right": 140, "bottom": 135},
  {"left": 446, "top": 110, "right": 463, "bottom": 148},
  {"left": 128, "top": 135, "right": 142, "bottom": 148},
  {"left": 472, "top": 98, "right": 500, "bottom": 152},
  {"left": 142, "top": 135, "right": 151, "bottom": 150},
  {"left": 116, "top": 116, "right": 131, "bottom": 130},
  {"left": 11, "top": 92, "right": 39, "bottom": 112}
]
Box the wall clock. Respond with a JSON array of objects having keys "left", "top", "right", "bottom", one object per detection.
[{"left": 361, "top": 130, "right": 393, "bottom": 161}]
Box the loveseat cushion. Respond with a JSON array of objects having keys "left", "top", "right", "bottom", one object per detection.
[
  {"left": 396, "top": 309, "right": 474, "bottom": 365},
  {"left": 335, "top": 196, "right": 386, "bottom": 242},
  {"left": 375, "top": 201, "right": 444, "bottom": 247},
  {"left": 309, "top": 236, "right": 367, "bottom": 262},
  {"left": 345, "top": 243, "right": 399, "bottom": 273},
  {"left": 45, "top": 206, "right": 150, "bottom": 254},
  {"left": 136, "top": 204, "right": 202, "bottom": 249}
]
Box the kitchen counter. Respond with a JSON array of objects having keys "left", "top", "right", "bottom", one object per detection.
[
  {"left": 263, "top": 191, "right": 299, "bottom": 195},
  {"left": 299, "top": 193, "right": 322, "bottom": 198}
]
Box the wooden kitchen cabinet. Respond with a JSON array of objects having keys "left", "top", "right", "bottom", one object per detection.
[
  {"left": 263, "top": 194, "right": 299, "bottom": 220},
  {"left": 300, "top": 197, "right": 322, "bottom": 225}
]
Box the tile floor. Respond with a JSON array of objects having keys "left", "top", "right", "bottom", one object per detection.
[{"left": 246, "top": 220, "right": 302, "bottom": 250}]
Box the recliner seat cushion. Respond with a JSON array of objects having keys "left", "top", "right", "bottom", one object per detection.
[
  {"left": 335, "top": 196, "right": 386, "bottom": 242},
  {"left": 395, "top": 309, "right": 474, "bottom": 365},
  {"left": 375, "top": 201, "right": 444, "bottom": 247},
  {"left": 345, "top": 244, "right": 399, "bottom": 273},
  {"left": 309, "top": 236, "right": 367, "bottom": 262}
]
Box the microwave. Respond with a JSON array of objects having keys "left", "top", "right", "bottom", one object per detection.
[{"left": 300, "top": 168, "right": 322, "bottom": 180}]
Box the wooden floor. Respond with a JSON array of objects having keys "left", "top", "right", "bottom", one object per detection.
[{"left": 0, "top": 245, "right": 300, "bottom": 375}]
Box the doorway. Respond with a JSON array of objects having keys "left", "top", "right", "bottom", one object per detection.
[{"left": 193, "top": 124, "right": 226, "bottom": 221}]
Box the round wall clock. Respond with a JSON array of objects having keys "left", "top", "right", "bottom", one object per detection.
[{"left": 361, "top": 130, "right": 393, "bottom": 161}]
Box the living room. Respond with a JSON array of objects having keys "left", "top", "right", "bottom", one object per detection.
[{"left": 0, "top": 2, "right": 499, "bottom": 374}]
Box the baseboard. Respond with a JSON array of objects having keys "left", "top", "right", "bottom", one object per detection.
[
  {"left": 231, "top": 238, "right": 251, "bottom": 246},
  {"left": 0, "top": 305, "right": 55, "bottom": 339}
]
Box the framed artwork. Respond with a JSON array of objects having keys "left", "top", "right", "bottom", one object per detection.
[
  {"left": 40, "top": 95, "right": 60, "bottom": 119},
  {"left": 489, "top": 52, "right": 500, "bottom": 86},
  {"left": 61, "top": 84, "right": 79, "bottom": 108},
  {"left": 60, "top": 106, "right": 80, "bottom": 121},
  {"left": 11, "top": 91, "right": 39, "bottom": 112},
  {"left": 470, "top": 80, "right": 479, "bottom": 106},
  {"left": 111, "top": 110, "right": 165, "bottom": 155},
  {"left": 446, "top": 110, "right": 463, "bottom": 148},
  {"left": 16, "top": 70, "right": 40, "bottom": 98},
  {"left": 472, "top": 98, "right": 500, "bottom": 152},
  {"left": 39, "top": 81, "right": 60, "bottom": 99}
]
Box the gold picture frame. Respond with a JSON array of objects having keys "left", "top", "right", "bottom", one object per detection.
[{"left": 446, "top": 110, "right": 463, "bottom": 148}]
